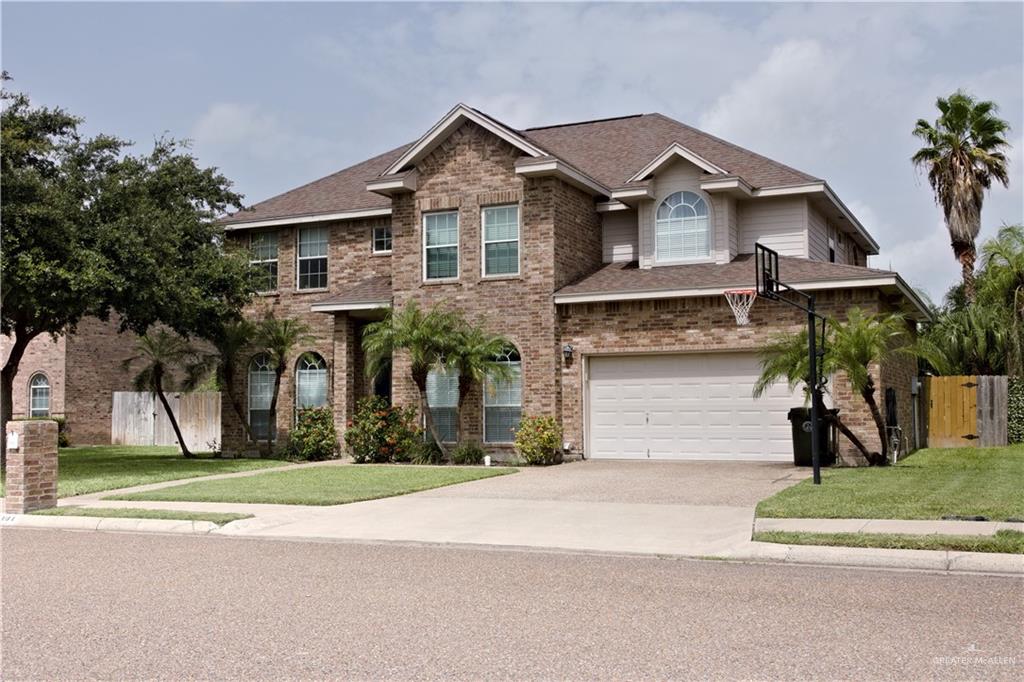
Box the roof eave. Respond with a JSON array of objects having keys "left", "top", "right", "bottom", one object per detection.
[{"left": 221, "top": 207, "right": 392, "bottom": 231}]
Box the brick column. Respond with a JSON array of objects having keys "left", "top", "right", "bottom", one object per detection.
[
  {"left": 332, "top": 313, "right": 357, "bottom": 437},
  {"left": 4, "top": 419, "right": 59, "bottom": 514}
]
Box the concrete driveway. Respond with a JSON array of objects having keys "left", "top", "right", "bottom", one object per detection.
[{"left": 217, "top": 460, "right": 811, "bottom": 557}]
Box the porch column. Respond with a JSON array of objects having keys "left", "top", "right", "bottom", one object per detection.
[{"left": 332, "top": 313, "right": 357, "bottom": 438}]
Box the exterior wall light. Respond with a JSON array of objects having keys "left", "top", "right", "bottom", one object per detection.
[{"left": 562, "top": 344, "right": 574, "bottom": 362}]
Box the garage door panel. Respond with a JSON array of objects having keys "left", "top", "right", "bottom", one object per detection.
[{"left": 588, "top": 353, "right": 796, "bottom": 461}]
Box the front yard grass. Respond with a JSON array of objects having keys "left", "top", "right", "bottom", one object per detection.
[
  {"left": 756, "top": 445, "right": 1024, "bottom": 521},
  {"left": 754, "top": 530, "right": 1024, "bottom": 554},
  {"left": 106, "top": 465, "right": 515, "bottom": 505},
  {"left": 31, "top": 507, "right": 253, "bottom": 526},
  {"left": 1, "top": 446, "right": 287, "bottom": 498}
]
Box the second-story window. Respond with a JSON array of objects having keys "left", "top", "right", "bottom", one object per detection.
[
  {"left": 297, "top": 226, "right": 328, "bottom": 290},
  {"left": 249, "top": 230, "right": 279, "bottom": 292},
  {"left": 655, "top": 191, "right": 710, "bottom": 262},
  {"left": 424, "top": 211, "right": 459, "bottom": 280},
  {"left": 482, "top": 205, "right": 520, "bottom": 276},
  {"left": 373, "top": 225, "right": 393, "bottom": 254}
]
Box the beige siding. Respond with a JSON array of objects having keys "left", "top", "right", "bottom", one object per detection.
[
  {"left": 639, "top": 158, "right": 722, "bottom": 268},
  {"left": 808, "top": 204, "right": 829, "bottom": 261},
  {"left": 737, "top": 197, "right": 807, "bottom": 256},
  {"left": 601, "top": 210, "right": 639, "bottom": 263}
]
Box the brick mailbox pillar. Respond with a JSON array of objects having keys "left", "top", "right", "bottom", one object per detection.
[{"left": 5, "top": 419, "right": 59, "bottom": 514}]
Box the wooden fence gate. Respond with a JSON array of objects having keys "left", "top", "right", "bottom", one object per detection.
[
  {"left": 112, "top": 391, "right": 221, "bottom": 450},
  {"left": 925, "top": 375, "right": 1008, "bottom": 448}
]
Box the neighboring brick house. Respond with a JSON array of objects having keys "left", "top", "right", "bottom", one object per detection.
[
  {"left": 218, "top": 104, "right": 929, "bottom": 462},
  {"left": 1, "top": 317, "right": 141, "bottom": 445}
]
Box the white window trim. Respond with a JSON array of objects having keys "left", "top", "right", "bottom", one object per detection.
[
  {"left": 423, "top": 210, "right": 460, "bottom": 282},
  {"left": 481, "top": 204, "right": 521, "bottom": 278},
  {"left": 249, "top": 230, "right": 279, "bottom": 293},
  {"left": 483, "top": 351, "right": 522, "bottom": 444},
  {"left": 296, "top": 226, "right": 329, "bottom": 291},
  {"left": 653, "top": 190, "right": 714, "bottom": 265},
  {"left": 372, "top": 225, "right": 393, "bottom": 254},
  {"left": 426, "top": 367, "right": 459, "bottom": 444},
  {"left": 29, "top": 373, "right": 50, "bottom": 418},
  {"left": 295, "top": 353, "right": 329, "bottom": 422},
  {"left": 248, "top": 355, "right": 275, "bottom": 442}
]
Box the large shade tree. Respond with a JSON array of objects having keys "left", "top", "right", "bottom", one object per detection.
[
  {"left": 1, "top": 75, "right": 255, "bottom": 464},
  {"left": 912, "top": 90, "right": 1012, "bottom": 302}
]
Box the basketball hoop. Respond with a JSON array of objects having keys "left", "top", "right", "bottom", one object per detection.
[{"left": 724, "top": 289, "right": 757, "bottom": 326}]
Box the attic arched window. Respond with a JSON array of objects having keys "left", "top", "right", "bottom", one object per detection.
[{"left": 655, "top": 191, "right": 710, "bottom": 262}]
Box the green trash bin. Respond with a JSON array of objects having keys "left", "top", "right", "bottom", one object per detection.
[{"left": 786, "top": 407, "right": 837, "bottom": 467}]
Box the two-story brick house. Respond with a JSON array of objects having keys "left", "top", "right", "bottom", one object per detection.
[{"left": 220, "top": 104, "right": 928, "bottom": 462}]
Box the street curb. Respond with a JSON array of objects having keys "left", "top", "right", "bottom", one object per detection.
[
  {"left": 1, "top": 513, "right": 219, "bottom": 535},
  {"left": 722, "top": 541, "right": 1024, "bottom": 575}
]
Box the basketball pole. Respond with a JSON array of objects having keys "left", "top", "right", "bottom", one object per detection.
[{"left": 807, "top": 299, "right": 822, "bottom": 485}]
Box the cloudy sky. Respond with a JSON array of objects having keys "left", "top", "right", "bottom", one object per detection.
[{"left": 4, "top": 1, "right": 1022, "bottom": 300}]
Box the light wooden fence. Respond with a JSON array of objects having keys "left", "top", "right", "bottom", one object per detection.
[
  {"left": 112, "top": 391, "right": 221, "bottom": 451},
  {"left": 924, "top": 375, "right": 1008, "bottom": 448}
]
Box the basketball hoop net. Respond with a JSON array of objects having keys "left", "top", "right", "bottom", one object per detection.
[{"left": 724, "top": 289, "right": 757, "bottom": 326}]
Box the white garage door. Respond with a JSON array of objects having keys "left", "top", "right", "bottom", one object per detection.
[{"left": 587, "top": 353, "right": 798, "bottom": 461}]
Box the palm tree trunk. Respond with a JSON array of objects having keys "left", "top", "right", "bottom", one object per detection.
[
  {"left": 956, "top": 242, "right": 977, "bottom": 303},
  {"left": 415, "top": 377, "right": 448, "bottom": 458},
  {"left": 859, "top": 374, "right": 889, "bottom": 464},
  {"left": 826, "top": 413, "right": 884, "bottom": 466},
  {"left": 222, "top": 367, "right": 255, "bottom": 447},
  {"left": 455, "top": 381, "right": 473, "bottom": 445},
  {"left": 154, "top": 370, "right": 193, "bottom": 458},
  {"left": 265, "top": 367, "right": 283, "bottom": 457}
]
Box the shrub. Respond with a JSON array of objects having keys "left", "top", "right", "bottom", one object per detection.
[
  {"left": 288, "top": 407, "right": 340, "bottom": 461},
  {"left": 411, "top": 438, "right": 445, "bottom": 465},
  {"left": 344, "top": 396, "right": 419, "bottom": 463},
  {"left": 1009, "top": 377, "right": 1024, "bottom": 444},
  {"left": 451, "top": 441, "right": 485, "bottom": 465},
  {"left": 513, "top": 416, "right": 563, "bottom": 465},
  {"left": 29, "top": 416, "right": 69, "bottom": 447}
]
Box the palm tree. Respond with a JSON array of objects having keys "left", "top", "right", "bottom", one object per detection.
[
  {"left": 916, "top": 305, "right": 1010, "bottom": 376},
  {"left": 979, "top": 224, "right": 1024, "bottom": 374},
  {"left": 199, "top": 318, "right": 258, "bottom": 445},
  {"left": 912, "top": 90, "right": 1011, "bottom": 301},
  {"left": 123, "top": 330, "right": 205, "bottom": 458},
  {"left": 445, "top": 324, "right": 515, "bottom": 443},
  {"left": 755, "top": 308, "right": 910, "bottom": 466},
  {"left": 362, "top": 300, "right": 461, "bottom": 455},
  {"left": 254, "top": 313, "right": 314, "bottom": 456}
]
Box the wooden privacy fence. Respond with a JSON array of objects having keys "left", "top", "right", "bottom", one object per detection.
[
  {"left": 112, "top": 391, "right": 221, "bottom": 450},
  {"left": 925, "top": 375, "right": 1008, "bottom": 448}
]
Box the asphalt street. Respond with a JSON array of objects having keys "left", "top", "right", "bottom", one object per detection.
[{"left": 2, "top": 529, "right": 1022, "bottom": 680}]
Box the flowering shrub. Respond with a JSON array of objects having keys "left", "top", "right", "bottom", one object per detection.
[
  {"left": 344, "top": 396, "right": 419, "bottom": 463},
  {"left": 513, "top": 415, "right": 563, "bottom": 465},
  {"left": 288, "top": 407, "right": 339, "bottom": 461}
]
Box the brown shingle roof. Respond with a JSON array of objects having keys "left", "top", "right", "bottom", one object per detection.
[
  {"left": 220, "top": 145, "right": 412, "bottom": 225},
  {"left": 555, "top": 255, "right": 897, "bottom": 299},
  {"left": 221, "top": 109, "right": 824, "bottom": 226},
  {"left": 312, "top": 275, "right": 392, "bottom": 308},
  {"left": 522, "top": 113, "right": 819, "bottom": 189}
]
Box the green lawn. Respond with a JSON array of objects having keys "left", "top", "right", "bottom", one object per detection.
[
  {"left": 1, "top": 446, "right": 287, "bottom": 498},
  {"left": 757, "top": 445, "right": 1024, "bottom": 521},
  {"left": 31, "top": 506, "right": 253, "bottom": 526},
  {"left": 754, "top": 530, "right": 1024, "bottom": 554},
  {"left": 107, "top": 465, "right": 515, "bottom": 505}
]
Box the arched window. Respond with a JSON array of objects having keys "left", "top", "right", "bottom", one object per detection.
[
  {"left": 295, "top": 353, "right": 328, "bottom": 415},
  {"left": 248, "top": 354, "right": 275, "bottom": 441},
  {"left": 29, "top": 373, "right": 50, "bottom": 418},
  {"left": 655, "top": 191, "right": 710, "bottom": 261},
  {"left": 484, "top": 348, "right": 522, "bottom": 443},
  {"left": 426, "top": 367, "right": 459, "bottom": 443}
]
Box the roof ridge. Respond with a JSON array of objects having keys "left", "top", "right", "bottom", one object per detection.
[
  {"left": 523, "top": 113, "right": 645, "bottom": 131},
  {"left": 648, "top": 113, "right": 822, "bottom": 185}
]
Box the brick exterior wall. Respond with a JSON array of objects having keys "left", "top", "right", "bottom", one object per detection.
[
  {"left": 559, "top": 290, "right": 918, "bottom": 464},
  {"left": 221, "top": 217, "right": 392, "bottom": 453},
  {"left": 1, "top": 333, "right": 67, "bottom": 420},
  {"left": 4, "top": 419, "right": 59, "bottom": 513}
]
